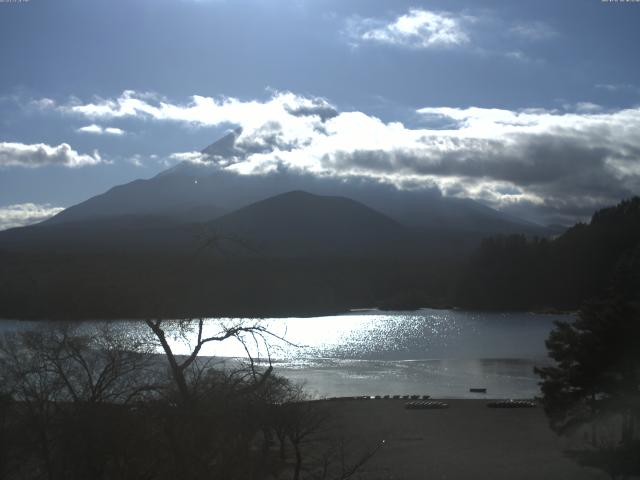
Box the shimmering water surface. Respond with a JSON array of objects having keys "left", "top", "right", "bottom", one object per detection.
[{"left": 1, "top": 309, "right": 568, "bottom": 399}]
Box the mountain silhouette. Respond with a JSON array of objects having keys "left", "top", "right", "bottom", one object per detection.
[
  {"left": 208, "top": 190, "right": 410, "bottom": 257},
  {"left": 41, "top": 131, "right": 551, "bottom": 239},
  {"left": 0, "top": 214, "right": 199, "bottom": 253},
  {"left": 0, "top": 190, "right": 414, "bottom": 258}
]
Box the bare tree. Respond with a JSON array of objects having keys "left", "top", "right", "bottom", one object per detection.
[
  {"left": 143, "top": 318, "right": 284, "bottom": 405},
  {"left": 0, "top": 319, "right": 379, "bottom": 480},
  {"left": 0, "top": 324, "right": 164, "bottom": 480}
]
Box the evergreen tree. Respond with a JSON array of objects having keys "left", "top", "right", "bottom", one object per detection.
[{"left": 535, "top": 245, "right": 640, "bottom": 479}]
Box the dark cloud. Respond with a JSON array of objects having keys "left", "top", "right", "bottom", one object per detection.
[
  {"left": 315, "top": 122, "right": 640, "bottom": 225},
  {"left": 284, "top": 101, "right": 338, "bottom": 122}
]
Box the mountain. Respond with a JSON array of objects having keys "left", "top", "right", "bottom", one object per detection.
[
  {"left": 0, "top": 196, "right": 633, "bottom": 319},
  {"left": 42, "top": 131, "right": 550, "bottom": 239},
  {"left": 0, "top": 191, "right": 414, "bottom": 258},
  {"left": 372, "top": 192, "right": 543, "bottom": 235},
  {"left": 208, "top": 190, "right": 411, "bottom": 257},
  {"left": 41, "top": 129, "right": 241, "bottom": 226},
  {"left": 0, "top": 214, "right": 200, "bottom": 254},
  {"left": 44, "top": 173, "right": 228, "bottom": 225}
]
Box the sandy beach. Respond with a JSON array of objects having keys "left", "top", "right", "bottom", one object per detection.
[{"left": 320, "top": 398, "right": 607, "bottom": 480}]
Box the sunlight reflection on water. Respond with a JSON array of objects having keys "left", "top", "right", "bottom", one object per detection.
[
  {"left": 165, "top": 309, "right": 560, "bottom": 362},
  {"left": 149, "top": 308, "right": 565, "bottom": 397},
  {"left": 0, "top": 309, "right": 569, "bottom": 398}
]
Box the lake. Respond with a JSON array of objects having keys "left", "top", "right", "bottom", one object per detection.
[
  {"left": 0, "top": 309, "right": 568, "bottom": 399},
  {"left": 256, "top": 309, "right": 564, "bottom": 399}
]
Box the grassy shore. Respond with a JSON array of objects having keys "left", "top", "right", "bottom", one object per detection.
[{"left": 320, "top": 398, "right": 607, "bottom": 480}]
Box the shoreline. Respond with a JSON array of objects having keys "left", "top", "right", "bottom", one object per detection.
[
  {"left": 316, "top": 398, "right": 607, "bottom": 480},
  {"left": 0, "top": 305, "right": 576, "bottom": 322}
]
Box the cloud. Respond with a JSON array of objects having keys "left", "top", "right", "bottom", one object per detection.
[
  {"left": 169, "top": 151, "right": 211, "bottom": 164},
  {"left": 596, "top": 83, "right": 640, "bottom": 94},
  {"left": 126, "top": 154, "right": 146, "bottom": 167},
  {"left": 342, "top": 9, "right": 557, "bottom": 63},
  {"left": 509, "top": 21, "right": 557, "bottom": 41},
  {"left": 61, "top": 90, "right": 336, "bottom": 129},
  {"left": 0, "top": 203, "right": 65, "bottom": 230},
  {"left": 284, "top": 97, "right": 338, "bottom": 122},
  {"left": 60, "top": 90, "right": 640, "bottom": 224},
  {"left": 0, "top": 142, "right": 102, "bottom": 168},
  {"left": 346, "top": 9, "right": 470, "bottom": 49},
  {"left": 30, "top": 98, "right": 56, "bottom": 109},
  {"left": 503, "top": 50, "right": 544, "bottom": 64},
  {"left": 77, "top": 124, "right": 125, "bottom": 135}
]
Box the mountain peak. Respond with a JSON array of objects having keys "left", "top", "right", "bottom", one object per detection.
[
  {"left": 271, "top": 190, "right": 320, "bottom": 200},
  {"left": 209, "top": 189, "right": 406, "bottom": 257},
  {"left": 201, "top": 127, "right": 243, "bottom": 157}
]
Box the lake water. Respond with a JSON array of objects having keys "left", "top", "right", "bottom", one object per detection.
[
  {"left": 0, "top": 309, "right": 568, "bottom": 399},
  {"left": 257, "top": 309, "right": 564, "bottom": 399}
]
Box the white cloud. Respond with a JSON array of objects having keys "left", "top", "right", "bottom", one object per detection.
[
  {"left": 169, "top": 151, "right": 211, "bottom": 163},
  {"left": 573, "top": 102, "right": 603, "bottom": 113},
  {"left": 30, "top": 98, "right": 56, "bottom": 109},
  {"left": 342, "top": 9, "right": 558, "bottom": 62},
  {"left": 0, "top": 142, "right": 102, "bottom": 168},
  {"left": 104, "top": 127, "right": 125, "bottom": 135},
  {"left": 77, "top": 124, "right": 103, "bottom": 134},
  {"left": 77, "top": 124, "right": 125, "bottom": 135},
  {"left": 0, "top": 203, "right": 65, "bottom": 230},
  {"left": 60, "top": 90, "right": 640, "bottom": 219},
  {"left": 62, "top": 90, "right": 336, "bottom": 129},
  {"left": 126, "top": 154, "right": 144, "bottom": 167},
  {"left": 347, "top": 9, "right": 470, "bottom": 49}
]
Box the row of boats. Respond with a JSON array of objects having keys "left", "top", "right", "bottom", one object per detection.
[{"left": 324, "top": 395, "right": 537, "bottom": 409}]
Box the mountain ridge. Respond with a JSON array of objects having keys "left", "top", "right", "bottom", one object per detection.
[
  {"left": 207, "top": 190, "right": 411, "bottom": 257},
  {"left": 39, "top": 132, "right": 552, "bottom": 240},
  {"left": 0, "top": 190, "right": 415, "bottom": 258}
]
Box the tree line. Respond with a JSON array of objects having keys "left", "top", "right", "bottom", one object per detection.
[
  {"left": 457, "top": 197, "right": 640, "bottom": 311},
  {"left": 533, "top": 198, "right": 640, "bottom": 479}
]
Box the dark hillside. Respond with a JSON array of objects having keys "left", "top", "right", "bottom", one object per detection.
[
  {"left": 209, "top": 190, "right": 411, "bottom": 257},
  {"left": 456, "top": 197, "right": 640, "bottom": 310}
]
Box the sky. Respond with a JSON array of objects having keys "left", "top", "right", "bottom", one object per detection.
[{"left": 1, "top": 0, "right": 639, "bottom": 229}]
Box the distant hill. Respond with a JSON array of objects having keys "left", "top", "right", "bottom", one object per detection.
[
  {"left": 208, "top": 190, "right": 411, "bottom": 257},
  {"left": 0, "top": 214, "right": 202, "bottom": 254},
  {"left": 0, "top": 190, "right": 415, "bottom": 258}
]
